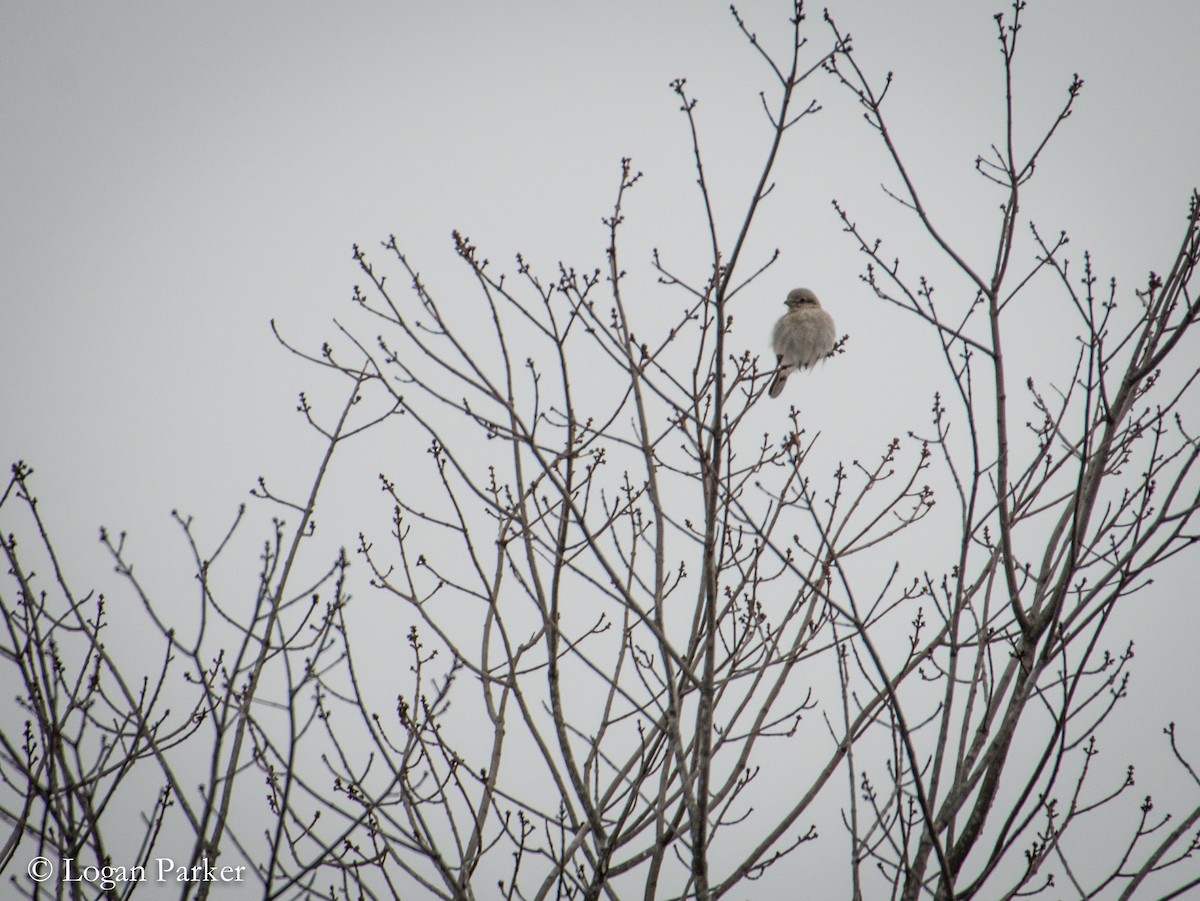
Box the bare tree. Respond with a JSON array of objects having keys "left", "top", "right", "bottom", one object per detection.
[
  {"left": 822, "top": 4, "right": 1200, "bottom": 896},
  {"left": 3, "top": 2, "right": 1198, "bottom": 899}
]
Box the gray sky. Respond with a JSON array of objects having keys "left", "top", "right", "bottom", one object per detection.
[
  {"left": 2, "top": 1, "right": 1198, "bottom": 894},
  {"left": 3, "top": 2, "right": 1195, "bottom": 553}
]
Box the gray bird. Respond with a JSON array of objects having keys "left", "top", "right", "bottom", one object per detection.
[{"left": 768, "top": 287, "right": 836, "bottom": 398}]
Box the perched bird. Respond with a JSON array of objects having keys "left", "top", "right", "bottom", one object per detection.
[{"left": 768, "top": 287, "right": 836, "bottom": 399}]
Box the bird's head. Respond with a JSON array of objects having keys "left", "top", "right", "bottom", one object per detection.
[{"left": 785, "top": 287, "right": 820, "bottom": 309}]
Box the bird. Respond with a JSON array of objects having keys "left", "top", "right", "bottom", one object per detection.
[{"left": 768, "top": 287, "right": 836, "bottom": 399}]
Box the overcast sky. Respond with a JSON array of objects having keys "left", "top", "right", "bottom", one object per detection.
[
  {"left": 3, "top": 1, "right": 1195, "bottom": 553},
  {"left": 2, "top": 2, "right": 1198, "bottom": 893}
]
